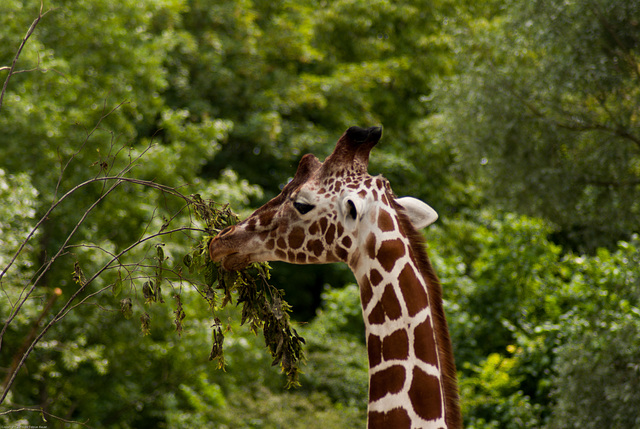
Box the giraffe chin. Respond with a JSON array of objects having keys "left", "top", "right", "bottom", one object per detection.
[{"left": 220, "top": 253, "right": 252, "bottom": 271}]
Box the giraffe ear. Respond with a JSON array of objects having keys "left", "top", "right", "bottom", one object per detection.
[{"left": 395, "top": 197, "right": 438, "bottom": 229}]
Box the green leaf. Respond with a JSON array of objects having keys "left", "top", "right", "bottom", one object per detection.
[
  {"left": 72, "top": 261, "right": 86, "bottom": 286},
  {"left": 156, "top": 243, "right": 165, "bottom": 261},
  {"left": 120, "top": 298, "right": 133, "bottom": 320},
  {"left": 142, "top": 281, "right": 155, "bottom": 304},
  {"left": 112, "top": 271, "right": 123, "bottom": 297},
  {"left": 173, "top": 294, "right": 186, "bottom": 336},
  {"left": 209, "top": 318, "right": 225, "bottom": 369},
  {"left": 183, "top": 253, "right": 192, "bottom": 268},
  {"left": 140, "top": 312, "right": 151, "bottom": 336},
  {"left": 204, "top": 260, "right": 217, "bottom": 287}
]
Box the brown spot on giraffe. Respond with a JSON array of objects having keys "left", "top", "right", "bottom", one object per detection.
[
  {"left": 367, "top": 334, "right": 382, "bottom": 367},
  {"left": 380, "top": 285, "right": 402, "bottom": 320},
  {"left": 365, "top": 233, "right": 377, "bottom": 260},
  {"left": 319, "top": 217, "right": 328, "bottom": 234},
  {"left": 414, "top": 317, "right": 439, "bottom": 366},
  {"left": 369, "top": 269, "right": 383, "bottom": 286},
  {"left": 246, "top": 217, "right": 257, "bottom": 232},
  {"left": 368, "top": 301, "right": 386, "bottom": 325},
  {"left": 377, "top": 239, "right": 405, "bottom": 272},
  {"left": 368, "top": 408, "right": 411, "bottom": 429},
  {"left": 409, "top": 367, "right": 443, "bottom": 422},
  {"left": 259, "top": 209, "right": 275, "bottom": 226},
  {"left": 369, "top": 365, "right": 406, "bottom": 402},
  {"left": 398, "top": 264, "right": 429, "bottom": 317},
  {"left": 360, "top": 274, "right": 373, "bottom": 308},
  {"left": 288, "top": 226, "right": 305, "bottom": 249},
  {"left": 382, "top": 329, "right": 409, "bottom": 361},
  {"left": 326, "top": 224, "right": 336, "bottom": 245},
  {"left": 306, "top": 239, "right": 324, "bottom": 257},
  {"left": 378, "top": 209, "right": 395, "bottom": 232}
]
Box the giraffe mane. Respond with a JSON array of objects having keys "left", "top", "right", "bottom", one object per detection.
[{"left": 390, "top": 195, "right": 462, "bottom": 429}]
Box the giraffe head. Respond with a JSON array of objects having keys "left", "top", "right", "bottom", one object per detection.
[{"left": 209, "top": 126, "right": 438, "bottom": 272}]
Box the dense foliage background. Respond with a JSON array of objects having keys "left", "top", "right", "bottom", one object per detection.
[{"left": 1, "top": 0, "right": 638, "bottom": 427}]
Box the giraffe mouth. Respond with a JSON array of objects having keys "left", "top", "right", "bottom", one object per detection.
[
  {"left": 218, "top": 252, "right": 252, "bottom": 271},
  {"left": 209, "top": 235, "right": 253, "bottom": 271}
]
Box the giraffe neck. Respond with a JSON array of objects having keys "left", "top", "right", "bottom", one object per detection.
[{"left": 350, "top": 202, "right": 459, "bottom": 429}]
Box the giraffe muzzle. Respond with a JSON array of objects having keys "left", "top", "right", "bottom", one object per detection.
[{"left": 209, "top": 226, "right": 254, "bottom": 270}]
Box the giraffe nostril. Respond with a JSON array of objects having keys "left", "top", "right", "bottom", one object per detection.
[{"left": 216, "top": 225, "right": 236, "bottom": 239}]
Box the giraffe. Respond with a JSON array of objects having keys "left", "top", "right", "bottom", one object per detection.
[{"left": 209, "top": 126, "right": 461, "bottom": 429}]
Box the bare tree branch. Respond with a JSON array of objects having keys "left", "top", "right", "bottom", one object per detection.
[
  {"left": 0, "top": 407, "right": 91, "bottom": 428},
  {"left": 493, "top": 69, "right": 640, "bottom": 149},
  {"left": 0, "top": 0, "right": 52, "bottom": 111},
  {"left": 54, "top": 100, "right": 131, "bottom": 199}
]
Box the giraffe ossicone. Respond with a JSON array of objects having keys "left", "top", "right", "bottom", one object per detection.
[{"left": 209, "top": 126, "right": 462, "bottom": 429}]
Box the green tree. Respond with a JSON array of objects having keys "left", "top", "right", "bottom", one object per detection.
[
  {"left": 435, "top": 0, "right": 640, "bottom": 252},
  {"left": 547, "top": 238, "right": 640, "bottom": 429}
]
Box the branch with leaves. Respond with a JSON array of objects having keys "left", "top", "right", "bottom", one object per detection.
[
  {"left": 186, "top": 196, "right": 306, "bottom": 387},
  {"left": 1, "top": 170, "right": 306, "bottom": 409},
  {"left": 1, "top": 126, "right": 304, "bottom": 425}
]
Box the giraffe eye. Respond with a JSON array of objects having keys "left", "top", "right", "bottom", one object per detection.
[{"left": 293, "top": 202, "right": 315, "bottom": 215}]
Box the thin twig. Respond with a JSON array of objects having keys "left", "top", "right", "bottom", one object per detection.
[
  {"left": 0, "top": 407, "right": 92, "bottom": 428},
  {"left": 493, "top": 68, "right": 640, "bottom": 149},
  {"left": 54, "top": 100, "right": 131, "bottom": 198},
  {"left": 0, "top": 0, "right": 50, "bottom": 111}
]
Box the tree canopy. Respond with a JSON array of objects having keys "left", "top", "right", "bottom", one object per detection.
[
  {"left": 436, "top": 0, "right": 640, "bottom": 252},
  {"left": 1, "top": 0, "right": 639, "bottom": 427}
]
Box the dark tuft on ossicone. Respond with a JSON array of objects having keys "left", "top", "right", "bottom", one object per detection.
[{"left": 346, "top": 126, "right": 382, "bottom": 143}]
